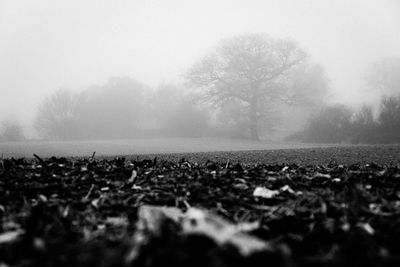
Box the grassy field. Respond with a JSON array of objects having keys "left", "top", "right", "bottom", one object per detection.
[
  {"left": 138, "top": 145, "right": 400, "bottom": 165},
  {"left": 0, "top": 138, "right": 337, "bottom": 158},
  {"left": 0, "top": 137, "right": 399, "bottom": 165}
]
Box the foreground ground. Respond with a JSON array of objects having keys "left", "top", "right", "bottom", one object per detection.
[{"left": 1, "top": 146, "right": 400, "bottom": 266}]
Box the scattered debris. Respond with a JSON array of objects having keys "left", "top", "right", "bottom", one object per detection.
[
  {"left": 357, "top": 222, "right": 375, "bottom": 235},
  {"left": 105, "top": 216, "right": 129, "bottom": 227},
  {"left": 0, "top": 156, "right": 399, "bottom": 266},
  {"left": 0, "top": 230, "right": 24, "bottom": 245},
  {"left": 126, "top": 205, "right": 276, "bottom": 264},
  {"left": 253, "top": 187, "right": 280, "bottom": 199},
  {"left": 128, "top": 170, "right": 138, "bottom": 183}
]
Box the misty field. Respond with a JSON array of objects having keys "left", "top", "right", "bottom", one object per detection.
[
  {"left": 0, "top": 138, "right": 338, "bottom": 158},
  {"left": 0, "top": 138, "right": 399, "bottom": 165}
]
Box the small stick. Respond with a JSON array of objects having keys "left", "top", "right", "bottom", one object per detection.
[
  {"left": 33, "top": 153, "right": 44, "bottom": 163},
  {"left": 83, "top": 184, "right": 95, "bottom": 201},
  {"left": 90, "top": 151, "right": 96, "bottom": 161},
  {"left": 33, "top": 154, "right": 48, "bottom": 174},
  {"left": 183, "top": 199, "right": 191, "bottom": 209},
  {"left": 225, "top": 159, "right": 230, "bottom": 169}
]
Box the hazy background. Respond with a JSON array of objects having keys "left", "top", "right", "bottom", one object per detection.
[{"left": 0, "top": 0, "right": 399, "bottom": 140}]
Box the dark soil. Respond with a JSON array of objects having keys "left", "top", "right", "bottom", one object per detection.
[
  {"left": 1, "top": 147, "right": 400, "bottom": 266},
  {"left": 109, "top": 144, "right": 400, "bottom": 165}
]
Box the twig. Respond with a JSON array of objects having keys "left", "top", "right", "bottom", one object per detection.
[
  {"left": 183, "top": 199, "right": 191, "bottom": 209},
  {"left": 225, "top": 159, "right": 230, "bottom": 168},
  {"left": 83, "top": 184, "right": 95, "bottom": 201},
  {"left": 33, "top": 153, "right": 44, "bottom": 163},
  {"left": 90, "top": 151, "right": 96, "bottom": 161},
  {"left": 33, "top": 154, "right": 48, "bottom": 175}
]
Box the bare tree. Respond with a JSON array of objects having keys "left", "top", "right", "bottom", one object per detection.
[
  {"left": 75, "top": 77, "right": 147, "bottom": 139},
  {"left": 150, "top": 83, "right": 210, "bottom": 137},
  {"left": 350, "top": 104, "right": 376, "bottom": 143},
  {"left": 288, "top": 104, "right": 353, "bottom": 143},
  {"left": 34, "top": 78, "right": 148, "bottom": 140},
  {"left": 185, "top": 33, "right": 308, "bottom": 140},
  {"left": 353, "top": 104, "right": 375, "bottom": 127},
  {"left": 0, "top": 121, "right": 25, "bottom": 142},
  {"left": 378, "top": 95, "right": 400, "bottom": 133},
  {"left": 34, "top": 89, "right": 80, "bottom": 140}
]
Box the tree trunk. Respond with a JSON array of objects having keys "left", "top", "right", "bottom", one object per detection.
[{"left": 249, "top": 97, "right": 260, "bottom": 141}]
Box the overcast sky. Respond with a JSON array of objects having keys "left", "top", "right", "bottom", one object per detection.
[{"left": 0, "top": 0, "right": 399, "bottom": 135}]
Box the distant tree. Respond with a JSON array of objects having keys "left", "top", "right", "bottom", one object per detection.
[
  {"left": 165, "top": 101, "right": 210, "bottom": 137},
  {"left": 288, "top": 104, "right": 353, "bottom": 143},
  {"left": 350, "top": 104, "right": 377, "bottom": 143},
  {"left": 353, "top": 105, "right": 375, "bottom": 127},
  {"left": 34, "top": 89, "right": 80, "bottom": 140},
  {"left": 0, "top": 121, "right": 25, "bottom": 142},
  {"left": 367, "top": 57, "right": 400, "bottom": 96},
  {"left": 215, "top": 99, "right": 282, "bottom": 139},
  {"left": 76, "top": 77, "right": 147, "bottom": 139},
  {"left": 377, "top": 95, "right": 400, "bottom": 142},
  {"left": 186, "top": 33, "right": 325, "bottom": 140},
  {"left": 378, "top": 95, "right": 400, "bottom": 127},
  {"left": 288, "top": 93, "right": 400, "bottom": 144},
  {"left": 214, "top": 99, "right": 251, "bottom": 138},
  {"left": 150, "top": 84, "right": 210, "bottom": 137}
]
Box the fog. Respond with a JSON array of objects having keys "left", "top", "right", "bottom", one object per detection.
[{"left": 0, "top": 0, "right": 399, "bottom": 142}]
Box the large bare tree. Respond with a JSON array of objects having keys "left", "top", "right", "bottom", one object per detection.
[{"left": 185, "top": 33, "right": 309, "bottom": 140}]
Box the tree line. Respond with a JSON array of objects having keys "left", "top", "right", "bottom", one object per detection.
[
  {"left": 2, "top": 33, "right": 399, "bottom": 143},
  {"left": 0, "top": 121, "right": 25, "bottom": 142},
  {"left": 32, "top": 33, "right": 327, "bottom": 141},
  {"left": 288, "top": 58, "right": 400, "bottom": 143},
  {"left": 287, "top": 94, "right": 400, "bottom": 144},
  {"left": 34, "top": 78, "right": 210, "bottom": 140}
]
